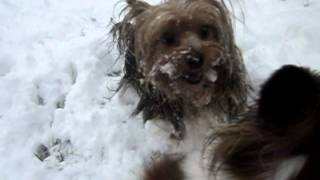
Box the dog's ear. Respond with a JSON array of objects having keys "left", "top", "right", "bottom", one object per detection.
[
  {"left": 111, "top": 0, "right": 151, "bottom": 55},
  {"left": 257, "top": 65, "right": 319, "bottom": 130}
]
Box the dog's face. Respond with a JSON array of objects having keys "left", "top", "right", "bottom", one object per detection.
[
  {"left": 136, "top": 0, "right": 228, "bottom": 106},
  {"left": 114, "top": 0, "right": 246, "bottom": 108}
]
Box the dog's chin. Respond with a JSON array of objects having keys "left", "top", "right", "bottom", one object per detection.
[{"left": 152, "top": 70, "right": 217, "bottom": 108}]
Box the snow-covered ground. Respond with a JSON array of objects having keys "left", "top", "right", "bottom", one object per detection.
[{"left": 0, "top": 0, "right": 319, "bottom": 179}]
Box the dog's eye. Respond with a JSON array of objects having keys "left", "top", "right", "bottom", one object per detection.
[
  {"left": 199, "top": 25, "right": 210, "bottom": 40},
  {"left": 160, "top": 32, "right": 177, "bottom": 46},
  {"left": 199, "top": 25, "right": 218, "bottom": 40}
]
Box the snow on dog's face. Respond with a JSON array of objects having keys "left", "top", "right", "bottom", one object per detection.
[{"left": 209, "top": 65, "right": 320, "bottom": 180}]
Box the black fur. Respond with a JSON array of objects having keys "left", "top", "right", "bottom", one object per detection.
[
  {"left": 258, "top": 65, "right": 319, "bottom": 132},
  {"left": 210, "top": 65, "right": 320, "bottom": 180}
]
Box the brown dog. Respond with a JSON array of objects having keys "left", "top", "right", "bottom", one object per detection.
[{"left": 111, "top": 0, "right": 249, "bottom": 138}]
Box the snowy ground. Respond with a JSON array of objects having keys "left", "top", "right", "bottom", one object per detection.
[{"left": 0, "top": 0, "right": 320, "bottom": 179}]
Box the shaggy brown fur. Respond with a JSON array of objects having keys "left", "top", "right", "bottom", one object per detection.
[
  {"left": 209, "top": 65, "right": 320, "bottom": 180},
  {"left": 143, "top": 156, "right": 185, "bottom": 180},
  {"left": 111, "top": 0, "right": 249, "bottom": 138}
]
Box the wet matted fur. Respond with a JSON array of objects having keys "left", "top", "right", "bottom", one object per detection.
[
  {"left": 209, "top": 65, "right": 320, "bottom": 180},
  {"left": 111, "top": 0, "right": 249, "bottom": 138}
]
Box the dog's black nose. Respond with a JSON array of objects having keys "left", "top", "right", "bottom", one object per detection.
[{"left": 185, "top": 52, "right": 203, "bottom": 69}]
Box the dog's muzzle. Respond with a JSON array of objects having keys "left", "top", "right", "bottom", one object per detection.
[
  {"left": 182, "top": 49, "right": 204, "bottom": 84},
  {"left": 184, "top": 50, "right": 203, "bottom": 69}
]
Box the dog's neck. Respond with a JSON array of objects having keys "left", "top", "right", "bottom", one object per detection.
[{"left": 144, "top": 106, "right": 220, "bottom": 155}]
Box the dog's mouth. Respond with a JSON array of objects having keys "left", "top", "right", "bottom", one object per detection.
[
  {"left": 152, "top": 63, "right": 219, "bottom": 107},
  {"left": 183, "top": 72, "right": 203, "bottom": 84},
  {"left": 182, "top": 69, "right": 218, "bottom": 85}
]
